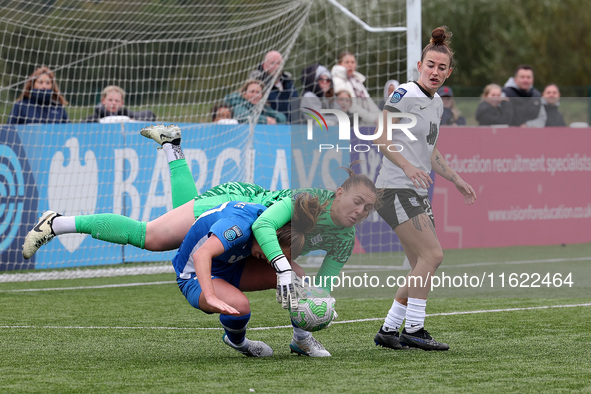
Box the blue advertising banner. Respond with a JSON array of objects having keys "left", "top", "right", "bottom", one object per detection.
[{"left": 1, "top": 123, "right": 291, "bottom": 269}]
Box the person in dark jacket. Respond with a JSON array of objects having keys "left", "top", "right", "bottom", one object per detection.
[
  {"left": 502, "top": 65, "right": 546, "bottom": 127},
  {"left": 8, "top": 66, "right": 69, "bottom": 125},
  {"left": 249, "top": 51, "right": 299, "bottom": 123},
  {"left": 85, "top": 85, "right": 155, "bottom": 123},
  {"left": 542, "top": 84, "right": 566, "bottom": 127},
  {"left": 437, "top": 86, "right": 466, "bottom": 126},
  {"left": 476, "top": 83, "right": 514, "bottom": 126}
]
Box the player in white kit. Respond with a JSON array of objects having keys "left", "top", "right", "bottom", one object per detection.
[{"left": 372, "top": 26, "right": 477, "bottom": 351}]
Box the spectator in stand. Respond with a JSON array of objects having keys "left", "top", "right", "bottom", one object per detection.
[
  {"left": 542, "top": 84, "right": 566, "bottom": 127},
  {"left": 211, "top": 103, "right": 238, "bottom": 125},
  {"left": 331, "top": 51, "right": 381, "bottom": 125},
  {"left": 502, "top": 64, "right": 546, "bottom": 127},
  {"left": 8, "top": 66, "right": 69, "bottom": 124},
  {"left": 379, "top": 79, "right": 400, "bottom": 110},
  {"left": 300, "top": 64, "right": 336, "bottom": 125},
  {"left": 475, "top": 83, "right": 514, "bottom": 126},
  {"left": 437, "top": 86, "right": 466, "bottom": 126},
  {"left": 334, "top": 90, "right": 355, "bottom": 124},
  {"left": 224, "top": 79, "right": 286, "bottom": 125},
  {"left": 85, "top": 85, "right": 156, "bottom": 123},
  {"left": 249, "top": 51, "right": 299, "bottom": 123}
]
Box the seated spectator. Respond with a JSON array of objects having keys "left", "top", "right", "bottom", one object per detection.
[
  {"left": 334, "top": 90, "right": 355, "bottom": 124},
  {"left": 211, "top": 103, "right": 238, "bottom": 125},
  {"left": 331, "top": 51, "right": 380, "bottom": 124},
  {"left": 249, "top": 50, "right": 299, "bottom": 122},
  {"left": 476, "top": 83, "right": 514, "bottom": 126},
  {"left": 85, "top": 85, "right": 156, "bottom": 123},
  {"left": 542, "top": 84, "right": 566, "bottom": 127},
  {"left": 437, "top": 86, "right": 466, "bottom": 126},
  {"left": 502, "top": 64, "right": 546, "bottom": 127},
  {"left": 8, "top": 66, "right": 69, "bottom": 124},
  {"left": 300, "top": 64, "right": 337, "bottom": 125},
  {"left": 223, "top": 79, "right": 286, "bottom": 125},
  {"left": 379, "top": 79, "right": 400, "bottom": 110}
]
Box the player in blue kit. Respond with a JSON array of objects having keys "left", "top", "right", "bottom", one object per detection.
[{"left": 173, "top": 200, "right": 299, "bottom": 357}]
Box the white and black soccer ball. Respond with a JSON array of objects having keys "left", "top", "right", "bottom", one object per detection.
[{"left": 289, "top": 287, "right": 337, "bottom": 332}]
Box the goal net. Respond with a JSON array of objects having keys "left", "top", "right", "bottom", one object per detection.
[{"left": 0, "top": 0, "right": 410, "bottom": 278}]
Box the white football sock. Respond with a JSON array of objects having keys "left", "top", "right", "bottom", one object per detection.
[
  {"left": 51, "top": 216, "right": 76, "bottom": 235},
  {"left": 405, "top": 298, "right": 427, "bottom": 333},
  {"left": 382, "top": 300, "right": 407, "bottom": 332},
  {"left": 293, "top": 326, "right": 311, "bottom": 341},
  {"left": 162, "top": 143, "right": 184, "bottom": 163}
]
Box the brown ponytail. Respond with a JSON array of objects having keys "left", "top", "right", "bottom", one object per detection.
[{"left": 421, "top": 26, "right": 454, "bottom": 67}]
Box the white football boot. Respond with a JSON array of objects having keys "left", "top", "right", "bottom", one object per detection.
[
  {"left": 289, "top": 335, "right": 331, "bottom": 357},
  {"left": 22, "top": 210, "right": 61, "bottom": 259},
  {"left": 140, "top": 124, "right": 181, "bottom": 146},
  {"left": 223, "top": 334, "right": 273, "bottom": 357}
]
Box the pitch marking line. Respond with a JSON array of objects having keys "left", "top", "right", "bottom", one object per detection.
[{"left": 1, "top": 303, "right": 590, "bottom": 331}]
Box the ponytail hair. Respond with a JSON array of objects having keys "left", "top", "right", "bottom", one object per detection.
[
  {"left": 289, "top": 193, "right": 330, "bottom": 259},
  {"left": 421, "top": 26, "right": 454, "bottom": 68},
  {"left": 339, "top": 160, "right": 382, "bottom": 210}
]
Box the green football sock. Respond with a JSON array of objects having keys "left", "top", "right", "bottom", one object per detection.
[
  {"left": 75, "top": 214, "right": 147, "bottom": 249},
  {"left": 170, "top": 158, "right": 198, "bottom": 208}
]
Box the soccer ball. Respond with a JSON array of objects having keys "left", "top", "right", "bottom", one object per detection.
[{"left": 289, "top": 287, "right": 337, "bottom": 332}]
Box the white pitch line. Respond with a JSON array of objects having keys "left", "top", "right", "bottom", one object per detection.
[
  {"left": 2, "top": 256, "right": 589, "bottom": 284},
  {"left": 1, "top": 303, "right": 589, "bottom": 332},
  {"left": 0, "top": 281, "right": 176, "bottom": 292}
]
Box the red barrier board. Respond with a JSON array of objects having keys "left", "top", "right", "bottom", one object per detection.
[{"left": 432, "top": 127, "right": 591, "bottom": 249}]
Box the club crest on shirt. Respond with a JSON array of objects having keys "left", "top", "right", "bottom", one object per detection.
[
  {"left": 223, "top": 225, "right": 243, "bottom": 241},
  {"left": 390, "top": 88, "right": 407, "bottom": 104}
]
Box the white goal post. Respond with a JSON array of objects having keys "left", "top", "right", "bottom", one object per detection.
[{"left": 0, "top": 0, "right": 418, "bottom": 277}]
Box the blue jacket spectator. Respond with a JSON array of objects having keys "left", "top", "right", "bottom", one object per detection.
[
  {"left": 8, "top": 66, "right": 69, "bottom": 125},
  {"left": 249, "top": 51, "right": 298, "bottom": 123}
]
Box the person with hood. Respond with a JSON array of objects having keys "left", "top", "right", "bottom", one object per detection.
[
  {"left": 331, "top": 52, "right": 381, "bottom": 125},
  {"left": 249, "top": 51, "right": 299, "bottom": 123},
  {"left": 299, "top": 64, "right": 337, "bottom": 125},
  {"left": 85, "top": 85, "right": 156, "bottom": 123},
  {"left": 502, "top": 65, "right": 546, "bottom": 127},
  {"left": 379, "top": 79, "right": 400, "bottom": 110},
  {"left": 8, "top": 66, "right": 69, "bottom": 124},
  {"left": 223, "top": 79, "right": 286, "bottom": 125}
]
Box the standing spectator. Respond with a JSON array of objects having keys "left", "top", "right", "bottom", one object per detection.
[
  {"left": 542, "top": 84, "right": 566, "bottom": 127},
  {"left": 224, "top": 79, "right": 286, "bottom": 124},
  {"left": 249, "top": 51, "right": 299, "bottom": 123},
  {"left": 475, "top": 83, "right": 514, "bottom": 126},
  {"left": 502, "top": 65, "right": 546, "bottom": 127},
  {"left": 437, "top": 86, "right": 466, "bottom": 126},
  {"left": 379, "top": 79, "right": 400, "bottom": 110},
  {"left": 8, "top": 66, "right": 69, "bottom": 124},
  {"left": 300, "top": 64, "right": 336, "bottom": 125},
  {"left": 85, "top": 85, "right": 156, "bottom": 123},
  {"left": 331, "top": 51, "right": 381, "bottom": 124}
]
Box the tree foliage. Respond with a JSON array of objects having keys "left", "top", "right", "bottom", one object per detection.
[{"left": 422, "top": 0, "right": 591, "bottom": 95}]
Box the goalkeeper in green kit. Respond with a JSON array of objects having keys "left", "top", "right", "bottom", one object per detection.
[{"left": 23, "top": 124, "right": 379, "bottom": 356}]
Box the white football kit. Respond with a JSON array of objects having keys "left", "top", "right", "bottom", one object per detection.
[{"left": 375, "top": 81, "right": 443, "bottom": 192}]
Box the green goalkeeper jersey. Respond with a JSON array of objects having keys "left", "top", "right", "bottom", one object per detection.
[
  {"left": 192, "top": 181, "right": 290, "bottom": 219},
  {"left": 252, "top": 188, "right": 355, "bottom": 291}
]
